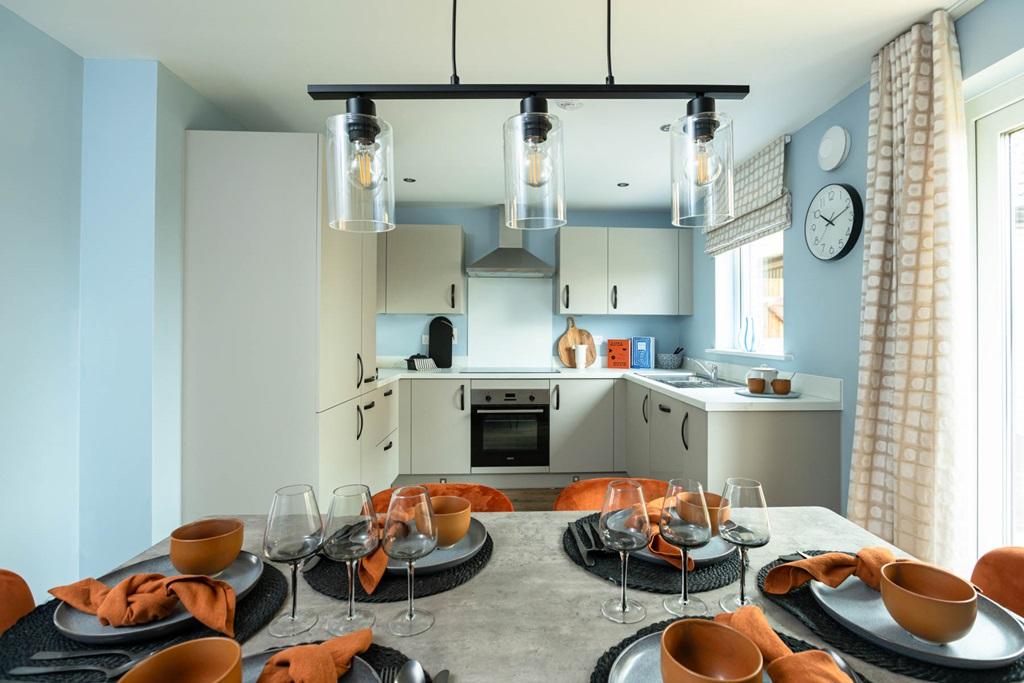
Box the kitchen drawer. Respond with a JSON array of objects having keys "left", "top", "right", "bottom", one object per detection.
[
  {"left": 380, "top": 383, "right": 399, "bottom": 436},
  {"left": 359, "top": 388, "right": 387, "bottom": 448},
  {"left": 362, "top": 428, "right": 398, "bottom": 495}
]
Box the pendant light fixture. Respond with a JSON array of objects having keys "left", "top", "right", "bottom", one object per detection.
[
  {"left": 670, "top": 95, "right": 734, "bottom": 228},
  {"left": 504, "top": 96, "right": 566, "bottom": 230},
  {"left": 325, "top": 96, "right": 395, "bottom": 233}
]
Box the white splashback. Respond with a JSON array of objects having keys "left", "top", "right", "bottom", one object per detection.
[{"left": 468, "top": 278, "right": 553, "bottom": 367}]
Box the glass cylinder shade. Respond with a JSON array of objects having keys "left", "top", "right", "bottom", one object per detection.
[
  {"left": 325, "top": 112, "right": 395, "bottom": 233},
  {"left": 503, "top": 112, "right": 566, "bottom": 230},
  {"left": 671, "top": 111, "right": 734, "bottom": 228}
]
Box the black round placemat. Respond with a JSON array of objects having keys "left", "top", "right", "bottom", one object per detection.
[
  {"left": 756, "top": 552, "right": 1024, "bottom": 682},
  {"left": 304, "top": 534, "right": 493, "bottom": 603},
  {"left": 562, "top": 513, "right": 741, "bottom": 594},
  {"left": 590, "top": 615, "right": 872, "bottom": 683},
  {"left": 0, "top": 563, "right": 287, "bottom": 682}
]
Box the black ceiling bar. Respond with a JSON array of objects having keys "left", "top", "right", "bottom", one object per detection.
[{"left": 307, "top": 83, "right": 749, "bottom": 102}]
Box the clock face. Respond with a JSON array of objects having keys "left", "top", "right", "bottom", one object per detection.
[{"left": 804, "top": 183, "right": 863, "bottom": 261}]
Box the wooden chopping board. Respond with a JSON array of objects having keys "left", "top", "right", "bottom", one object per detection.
[{"left": 557, "top": 317, "right": 597, "bottom": 368}]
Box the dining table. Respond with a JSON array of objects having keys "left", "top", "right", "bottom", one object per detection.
[{"left": 117, "top": 506, "right": 915, "bottom": 682}]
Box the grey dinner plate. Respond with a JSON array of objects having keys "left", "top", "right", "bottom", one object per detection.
[
  {"left": 242, "top": 652, "right": 379, "bottom": 683},
  {"left": 53, "top": 551, "right": 264, "bottom": 644},
  {"left": 608, "top": 631, "right": 770, "bottom": 682},
  {"left": 633, "top": 535, "right": 737, "bottom": 568},
  {"left": 385, "top": 517, "right": 487, "bottom": 575},
  {"left": 734, "top": 389, "right": 802, "bottom": 399},
  {"left": 810, "top": 577, "right": 1024, "bottom": 668}
]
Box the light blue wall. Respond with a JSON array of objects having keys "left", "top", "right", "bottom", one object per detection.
[
  {"left": 379, "top": 205, "right": 686, "bottom": 360},
  {"left": 0, "top": 5, "right": 83, "bottom": 599},
  {"left": 956, "top": 0, "right": 1024, "bottom": 80}
]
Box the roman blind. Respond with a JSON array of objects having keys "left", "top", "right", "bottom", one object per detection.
[{"left": 703, "top": 136, "right": 791, "bottom": 256}]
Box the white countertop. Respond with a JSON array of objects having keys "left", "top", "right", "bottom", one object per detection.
[{"left": 375, "top": 366, "right": 842, "bottom": 413}]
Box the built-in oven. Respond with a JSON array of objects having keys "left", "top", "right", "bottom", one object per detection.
[{"left": 470, "top": 388, "right": 550, "bottom": 472}]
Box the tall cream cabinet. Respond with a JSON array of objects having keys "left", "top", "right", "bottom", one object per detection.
[
  {"left": 382, "top": 225, "right": 465, "bottom": 314},
  {"left": 183, "top": 131, "right": 383, "bottom": 521}
]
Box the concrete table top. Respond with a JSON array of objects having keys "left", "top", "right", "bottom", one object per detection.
[{"left": 127, "top": 507, "right": 916, "bottom": 682}]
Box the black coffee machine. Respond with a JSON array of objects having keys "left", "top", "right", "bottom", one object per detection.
[{"left": 428, "top": 316, "right": 454, "bottom": 368}]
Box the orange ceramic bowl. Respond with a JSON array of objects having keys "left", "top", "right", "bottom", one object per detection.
[
  {"left": 121, "top": 637, "right": 241, "bottom": 683},
  {"left": 661, "top": 619, "right": 763, "bottom": 683},
  {"left": 770, "top": 378, "right": 792, "bottom": 395},
  {"left": 746, "top": 378, "right": 766, "bottom": 394},
  {"left": 170, "top": 518, "right": 244, "bottom": 575},
  {"left": 430, "top": 496, "right": 471, "bottom": 547},
  {"left": 880, "top": 561, "right": 978, "bottom": 644},
  {"left": 676, "top": 492, "right": 731, "bottom": 536}
]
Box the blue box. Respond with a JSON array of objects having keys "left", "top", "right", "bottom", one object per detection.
[{"left": 630, "top": 337, "right": 655, "bottom": 369}]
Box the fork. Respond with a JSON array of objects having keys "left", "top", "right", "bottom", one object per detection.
[
  {"left": 586, "top": 521, "right": 615, "bottom": 553},
  {"left": 378, "top": 664, "right": 400, "bottom": 682},
  {"left": 7, "top": 659, "right": 138, "bottom": 679}
]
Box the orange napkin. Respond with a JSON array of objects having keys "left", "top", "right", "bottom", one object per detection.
[
  {"left": 49, "top": 573, "right": 235, "bottom": 636},
  {"left": 258, "top": 628, "right": 373, "bottom": 683},
  {"left": 763, "top": 547, "right": 897, "bottom": 594},
  {"left": 357, "top": 548, "right": 389, "bottom": 595},
  {"left": 715, "top": 606, "right": 852, "bottom": 682},
  {"left": 972, "top": 547, "right": 1024, "bottom": 618},
  {"left": 644, "top": 498, "right": 697, "bottom": 572}
]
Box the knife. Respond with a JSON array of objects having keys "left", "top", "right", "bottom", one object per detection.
[
  {"left": 433, "top": 670, "right": 450, "bottom": 683},
  {"left": 568, "top": 522, "right": 594, "bottom": 567}
]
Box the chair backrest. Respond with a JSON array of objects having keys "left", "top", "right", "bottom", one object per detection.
[
  {"left": 971, "top": 547, "right": 1024, "bottom": 617},
  {"left": 0, "top": 569, "right": 34, "bottom": 635},
  {"left": 553, "top": 477, "right": 670, "bottom": 511},
  {"left": 372, "top": 483, "right": 515, "bottom": 514}
]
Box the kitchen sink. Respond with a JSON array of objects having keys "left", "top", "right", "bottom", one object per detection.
[{"left": 640, "top": 374, "right": 742, "bottom": 389}]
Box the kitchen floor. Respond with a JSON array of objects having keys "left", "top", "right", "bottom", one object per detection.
[{"left": 504, "top": 488, "right": 561, "bottom": 511}]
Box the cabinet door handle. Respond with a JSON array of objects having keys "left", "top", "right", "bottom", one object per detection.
[
  {"left": 682, "top": 412, "right": 689, "bottom": 451},
  {"left": 383, "top": 389, "right": 393, "bottom": 397},
  {"left": 364, "top": 374, "right": 376, "bottom": 384},
  {"left": 563, "top": 284, "right": 570, "bottom": 309},
  {"left": 356, "top": 353, "right": 363, "bottom": 388},
  {"left": 553, "top": 384, "right": 560, "bottom": 410},
  {"left": 363, "top": 400, "right": 375, "bottom": 410},
  {"left": 450, "top": 283, "right": 456, "bottom": 309},
  {"left": 612, "top": 285, "right": 618, "bottom": 309},
  {"left": 383, "top": 441, "right": 394, "bottom": 452},
  {"left": 658, "top": 403, "right": 671, "bottom": 413},
  {"left": 642, "top": 394, "right": 649, "bottom": 423},
  {"left": 356, "top": 405, "right": 364, "bottom": 440},
  {"left": 459, "top": 384, "right": 465, "bottom": 411}
]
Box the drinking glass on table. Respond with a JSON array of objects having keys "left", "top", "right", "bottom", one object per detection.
[
  {"left": 322, "top": 484, "right": 379, "bottom": 635},
  {"left": 718, "top": 477, "right": 771, "bottom": 613},
  {"left": 598, "top": 479, "right": 653, "bottom": 624},
  {"left": 382, "top": 485, "right": 437, "bottom": 636},
  {"left": 263, "top": 483, "right": 324, "bottom": 637},
  {"left": 660, "top": 479, "right": 712, "bottom": 617}
]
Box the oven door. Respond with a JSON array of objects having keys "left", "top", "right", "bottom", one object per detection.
[{"left": 471, "top": 406, "right": 550, "bottom": 468}]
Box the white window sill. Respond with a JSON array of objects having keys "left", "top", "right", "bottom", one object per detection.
[{"left": 704, "top": 348, "right": 794, "bottom": 362}]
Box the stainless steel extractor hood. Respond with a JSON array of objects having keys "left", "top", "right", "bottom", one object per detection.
[{"left": 465, "top": 207, "right": 555, "bottom": 278}]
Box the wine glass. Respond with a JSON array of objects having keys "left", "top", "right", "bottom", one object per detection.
[
  {"left": 382, "top": 485, "right": 437, "bottom": 636},
  {"left": 718, "top": 477, "right": 771, "bottom": 613},
  {"left": 659, "top": 479, "right": 712, "bottom": 617},
  {"left": 322, "top": 484, "right": 379, "bottom": 635},
  {"left": 598, "top": 479, "right": 653, "bottom": 624},
  {"left": 263, "top": 484, "right": 324, "bottom": 637}
]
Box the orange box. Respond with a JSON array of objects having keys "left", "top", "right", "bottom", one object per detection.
[{"left": 607, "top": 339, "right": 631, "bottom": 369}]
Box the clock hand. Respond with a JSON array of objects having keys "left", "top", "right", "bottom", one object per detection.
[
  {"left": 821, "top": 214, "right": 836, "bottom": 227},
  {"left": 830, "top": 205, "right": 849, "bottom": 222}
]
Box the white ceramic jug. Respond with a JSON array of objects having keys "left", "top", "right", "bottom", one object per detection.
[{"left": 746, "top": 364, "right": 779, "bottom": 384}]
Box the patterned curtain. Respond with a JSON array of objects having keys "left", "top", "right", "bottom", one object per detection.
[
  {"left": 703, "top": 136, "right": 791, "bottom": 256},
  {"left": 848, "top": 10, "right": 971, "bottom": 570}
]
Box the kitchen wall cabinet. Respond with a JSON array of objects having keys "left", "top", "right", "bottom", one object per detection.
[
  {"left": 625, "top": 382, "right": 651, "bottom": 478},
  {"left": 384, "top": 225, "right": 465, "bottom": 314},
  {"left": 362, "top": 428, "right": 398, "bottom": 495},
  {"left": 557, "top": 227, "right": 609, "bottom": 315},
  {"left": 608, "top": 229, "right": 679, "bottom": 315},
  {"left": 410, "top": 380, "right": 471, "bottom": 474},
  {"left": 649, "top": 395, "right": 708, "bottom": 485},
  {"left": 317, "top": 398, "right": 362, "bottom": 503},
  {"left": 678, "top": 229, "right": 694, "bottom": 315},
  {"left": 550, "top": 379, "right": 615, "bottom": 472}
]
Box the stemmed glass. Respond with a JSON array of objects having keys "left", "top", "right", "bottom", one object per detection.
[
  {"left": 322, "top": 484, "right": 379, "bottom": 635},
  {"left": 659, "top": 479, "right": 712, "bottom": 617},
  {"left": 263, "top": 484, "right": 324, "bottom": 637},
  {"left": 382, "top": 485, "right": 437, "bottom": 636},
  {"left": 598, "top": 479, "right": 653, "bottom": 624},
  {"left": 718, "top": 477, "right": 771, "bottom": 613}
]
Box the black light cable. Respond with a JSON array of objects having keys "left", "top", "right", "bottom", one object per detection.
[
  {"left": 450, "top": 0, "right": 460, "bottom": 85},
  {"left": 605, "top": 0, "right": 614, "bottom": 85}
]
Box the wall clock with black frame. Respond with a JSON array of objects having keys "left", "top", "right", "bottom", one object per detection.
[{"left": 804, "top": 183, "right": 863, "bottom": 261}]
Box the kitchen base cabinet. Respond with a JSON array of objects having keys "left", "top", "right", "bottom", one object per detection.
[
  {"left": 317, "top": 398, "right": 362, "bottom": 503},
  {"left": 410, "top": 380, "right": 470, "bottom": 474},
  {"left": 362, "top": 429, "right": 399, "bottom": 495},
  {"left": 649, "top": 396, "right": 708, "bottom": 485},
  {"left": 550, "top": 379, "right": 615, "bottom": 473},
  {"left": 625, "top": 382, "right": 651, "bottom": 477}
]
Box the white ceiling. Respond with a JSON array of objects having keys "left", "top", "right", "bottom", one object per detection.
[{"left": 4, "top": 0, "right": 972, "bottom": 209}]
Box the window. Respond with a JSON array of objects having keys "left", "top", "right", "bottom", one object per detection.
[{"left": 714, "top": 231, "right": 784, "bottom": 355}]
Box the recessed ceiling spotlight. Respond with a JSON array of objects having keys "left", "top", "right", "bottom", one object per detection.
[
  {"left": 555, "top": 99, "right": 584, "bottom": 111},
  {"left": 617, "top": 182, "right": 630, "bottom": 187},
  {"left": 402, "top": 177, "right": 417, "bottom": 183},
  {"left": 660, "top": 123, "right": 671, "bottom": 132}
]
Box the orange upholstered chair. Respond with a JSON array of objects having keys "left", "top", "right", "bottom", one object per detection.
[
  {"left": 553, "top": 477, "right": 669, "bottom": 511},
  {"left": 972, "top": 547, "right": 1024, "bottom": 617},
  {"left": 372, "top": 483, "right": 515, "bottom": 514},
  {"left": 0, "top": 569, "right": 34, "bottom": 635}
]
